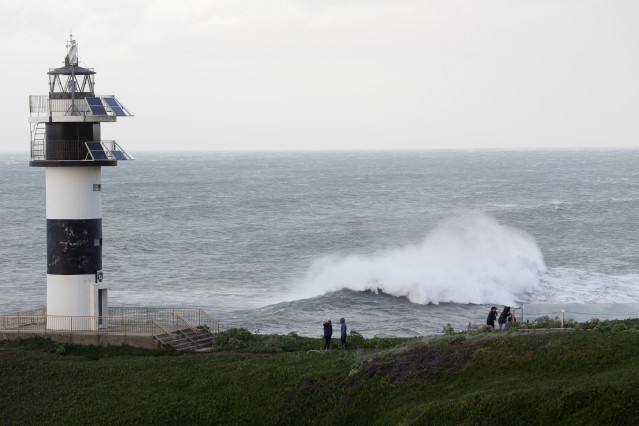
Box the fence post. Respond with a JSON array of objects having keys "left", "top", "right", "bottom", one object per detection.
[{"left": 561, "top": 310, "right": 565, "bottom": 328}]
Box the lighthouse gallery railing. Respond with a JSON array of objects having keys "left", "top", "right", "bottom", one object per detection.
[
  {"left": 29, "top": 95, "right": 123, "bottom": 117},
  {"left": 30, "top": 139, "right": 122, "bottom": 162}
]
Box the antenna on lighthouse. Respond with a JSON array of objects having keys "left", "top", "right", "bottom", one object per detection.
[{"left": 65, "top": 33, "right": 78, "bottom": 66}]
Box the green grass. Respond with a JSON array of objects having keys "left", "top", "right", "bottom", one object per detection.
[{"left": 2, "top": 325, "right": 639, "bottom": 424}]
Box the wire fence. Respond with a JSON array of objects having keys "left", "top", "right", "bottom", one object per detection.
[{"left": 521, "top": 303, "right": 639, "bottom": 324}]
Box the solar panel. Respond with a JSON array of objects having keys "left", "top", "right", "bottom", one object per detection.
[
  {"left": 91, "top": 150, "right": 109, "bottom": 160},
  {"left": 103, "top": 98, "right": 127, "bottom": 116},
  {"left": 110, "top": 150, "right": 127, "bottom": 160},
  {"left": 86, "top": 97, "right": 107, "bottom": 115},
  {"left": 110, "top": 106, "right": 126, "bottom": 116},
  {"left": 103, "top": 98, "right": 119, "bottom": 107},
  {"left": 86, "top": 142, "right": 103, "bottom": 150},
  {"left": 86, "top": 142, "right": 109, "bottom": 160}
]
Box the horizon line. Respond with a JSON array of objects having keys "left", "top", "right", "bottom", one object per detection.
[{"left": 2, "top": 146, "right": 639, "bottom": 155}]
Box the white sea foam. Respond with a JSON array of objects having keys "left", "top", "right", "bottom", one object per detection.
[
  {"left": 534, "top": 268, "right": 639, "bottom": 304},
  {"left": 290, "top": 212, "right": 547, "bottom": 306}
]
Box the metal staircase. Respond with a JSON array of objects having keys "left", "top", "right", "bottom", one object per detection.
[
  {"left": 155, "top": 325, "right": 216, "bottom": 352},
  {"left": 30, "top": 122, "right": 46, "bottom": 160}
]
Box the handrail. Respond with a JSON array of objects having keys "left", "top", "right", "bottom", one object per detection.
[
  {"left": 0, "top": 314, "right": 171, "bottom": 337},
  {"left": 1, "top": 307, "right": 223, "bottom": 349},
  {"left": 6, "top": 307, "right": 225, "bottom": 329},
  {"left": 151, "top": 320, "right": 174, "bottom": 346},
  {"left": 29, "top": 96, "right": 90, "bottom": 116},
  {"left": 198, "top": 310, "right": 224, "bottom": 333},
  {"left": 29, "top": 139, "right": 121, "bottom": 162},
  {"left": 28, "top": 95, "right": 132, "bottom": 117},
  {"left": 109, "top": 307, "right": 224, "bottom": 332},
  {"left": 3, "top": 307, "right": 47, "bottom": 317},
  {"left": 175, "top": 314, "right": 199, "bottom": 347}
]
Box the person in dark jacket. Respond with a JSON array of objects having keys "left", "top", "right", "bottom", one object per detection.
[
  {"left": 487, "top": 306, "right": 498, "bottom": 328},
  {"left": 323, "top": 319, "right": 333, "bottom": 350},
  {"left": 340, "top": 318, "right": 347, "bottom": 349},
  {"left": 498, "top": 306, "right": 511, "bottom": 330}
]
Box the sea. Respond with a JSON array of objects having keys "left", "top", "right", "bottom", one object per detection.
[{"left": 1, "top": 150, "right": 638, "bottom": 337}]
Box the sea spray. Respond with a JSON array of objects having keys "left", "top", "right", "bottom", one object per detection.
[
  {"left": 534, "top": 268, "right": 639, "bottom": 304},
  {"left": 291, "top": 212, "right": 546, "bottom": 306}
]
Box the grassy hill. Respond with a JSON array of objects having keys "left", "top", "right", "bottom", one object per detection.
[{"left": 2, "top": 319, "right": 639, "bottom": 424}]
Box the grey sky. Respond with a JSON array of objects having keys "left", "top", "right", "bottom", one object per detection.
[{"left": 1, "top": 0, "right": 638, "bottom": 152}]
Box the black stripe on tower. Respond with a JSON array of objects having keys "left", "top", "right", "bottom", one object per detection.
[
  {"left": 47, "top": 219, "right": 102, "bottom": 275},
  {"left": 45, "top": 122, "right": 100, "bottom": 161}
]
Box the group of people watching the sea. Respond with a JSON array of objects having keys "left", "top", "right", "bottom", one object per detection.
[
  {"left": 487, "top": 306, "right": 516, "bottom": 329},
  {"left": 324, "top": 309, "right": 514, "bottom": 347},
  {"left": 322, "top": 318, "right": 348, "bottom": 350}
]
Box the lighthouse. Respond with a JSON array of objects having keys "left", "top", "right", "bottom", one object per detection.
[{"left": 28, "top": 35, "right": 133, "bottom": 330}]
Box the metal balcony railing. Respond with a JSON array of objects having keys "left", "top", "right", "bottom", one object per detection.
[
  {"left": 29, "top": 95, "right": 133, "bottom": 117},
  {"left": 29, "top": 140, "right": 133, "bottom": 162}
]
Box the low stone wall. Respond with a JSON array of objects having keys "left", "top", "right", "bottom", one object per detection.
[{"left": 0, "top": 331, "right": 163, "bottom": 350}]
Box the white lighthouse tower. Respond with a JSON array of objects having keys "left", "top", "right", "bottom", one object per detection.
[{"left": 28, "top": 35, "right": 133, "bottom": 330}]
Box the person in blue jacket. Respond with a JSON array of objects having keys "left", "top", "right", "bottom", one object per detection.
[
  {"left": 323, "top": 319, "right": 333, "bottom": 350},
  {"left": 340, "top": 318, "right": 347, "bottom": 349}
]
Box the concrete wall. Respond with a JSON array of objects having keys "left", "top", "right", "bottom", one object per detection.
[{"left": 0, "top": 331, "right": 164, "bottom": 350}]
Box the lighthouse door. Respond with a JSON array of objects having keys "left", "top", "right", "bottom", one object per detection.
[{"left": 98, "top": 289, "right": 104, "bottom": 325}]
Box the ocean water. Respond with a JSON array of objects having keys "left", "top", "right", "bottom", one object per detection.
[{"left": 1, "top": 150, "right": 638, "bottom": 336}]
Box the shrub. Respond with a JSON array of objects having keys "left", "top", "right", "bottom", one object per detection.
[
  {"left": 594, "top": 322, "right": 613, "bottom": 332},
  {"left": 348, "top": 330, "right": 365, "bottom": 349},
  {"left": 612, "top": 323, "right": 629, "bottom": 332},
  {"left": 227, "top": 327, "right": 253, "bottom": 341},
  {"left": 369, "top": 337, "right": 396, "bottom": 349},
  {"left": 213, "top": 328, "right": 255, "bottom": 351},
  {"left": 442, "top": 323, "right": 455, "bottom": 334},
  {"left": 54, "top": 342, "right": 66, "bottom": 355},
  {"left": 577, "top": 319, "right": 598, "bottom": 330},
  {"left": 226, "top": 337, "right": 249, "bottom": 350},
  {"left": 532, "top": 316, "right": 562, "bottom": 329}
]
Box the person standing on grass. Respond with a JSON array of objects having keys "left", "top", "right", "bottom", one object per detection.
[
  {"left": 498, "top": 306, "right": 511, "bottom": 330},
  {"left": 340, "top": 318, "right": 347, "bottom": 349},
  {"left": 487, "top": 306, "right": 498, "bottom": 328},
  {"left": 323, "top": 319, "right": 333, "bottom": 350}
]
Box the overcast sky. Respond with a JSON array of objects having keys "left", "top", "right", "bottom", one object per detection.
[{"left": 1, "top": 0, "right": 638, "bottom": 152}]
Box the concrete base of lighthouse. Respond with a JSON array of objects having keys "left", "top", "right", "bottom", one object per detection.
[{"left": 46, "top": 275, "right": 109, "bottom": 330}]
